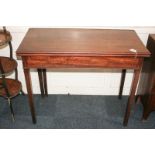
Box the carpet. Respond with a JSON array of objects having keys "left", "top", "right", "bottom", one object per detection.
[{"left": 0, "top": 95, "right": 155, "bottom": 129}]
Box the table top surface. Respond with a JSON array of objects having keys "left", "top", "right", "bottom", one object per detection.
[{"left": 16, "top": 28, "right": 150, "bottom": 57}]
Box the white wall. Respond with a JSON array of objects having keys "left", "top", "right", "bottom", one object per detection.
[{"left": 1, "top": 26, "right": 155, "bottom": 95}]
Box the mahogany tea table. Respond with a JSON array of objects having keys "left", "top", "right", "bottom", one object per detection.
[{"left": 16, "top": 28, "right": 150, "bottom": 126}]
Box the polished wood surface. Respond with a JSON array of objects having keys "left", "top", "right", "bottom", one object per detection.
[
  {"left": 17, "top": 28, "right": 150, "bottom": 57},
  {"left": 0, "top": 57, "right": 17, "bottom": 74},
  {"left": 24, "top": 56, "right": 143, "bottom": 69},
  {"left": 16, "top": 28, "right": 150, "bottom": 126},
  {"left": 0, "top": 78, "right": 22, "bottom": 98},
  {"left": 137, "top": 34, "right": 155, "bottom": 120}
]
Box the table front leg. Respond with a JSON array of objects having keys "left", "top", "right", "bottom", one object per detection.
[
  {"left": 123, "top": 69, "right": 141, "bottom": 126},
  {"left": 24, "top": 68, "right": 36, "bottom": 124}
]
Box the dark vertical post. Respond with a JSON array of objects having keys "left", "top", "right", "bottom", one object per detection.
[
  {"left": 43, "top": 69, "right": 48, "bottom": 96},
  {"left": 8, "top": 41, "right": 13, "bottom": 59},
  {"left": 38, "top": 69, "right": 45, "bottom": 97},
  {"left": 119, "top": 69, "right": 126, "bottom": 99}
]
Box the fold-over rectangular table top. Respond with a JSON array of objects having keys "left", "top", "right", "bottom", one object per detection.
[{"left": 16, "top": 28, "right": 150, "bottom": 57}]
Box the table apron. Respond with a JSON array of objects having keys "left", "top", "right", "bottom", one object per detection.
[{"left": 22, "top": 56, "right": 143, "bottom": 69}]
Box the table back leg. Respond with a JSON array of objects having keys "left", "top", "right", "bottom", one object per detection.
[
  {"left": 38, "top": 69, "right": 45, "bottom": 97},
  {"left": 43, "top": 69, "right": 48, "bottom": 96},
  {"left": 119, "top": 69, "right": 126, "bottom": 99}
]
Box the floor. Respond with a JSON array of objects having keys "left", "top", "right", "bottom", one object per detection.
[{"left": 0, "top": 95, "right": 155, "bottom": 129}]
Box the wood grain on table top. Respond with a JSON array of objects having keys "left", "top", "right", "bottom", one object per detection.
[{"left": 16, "top": 28, "right": 150, "bottom": 57}]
